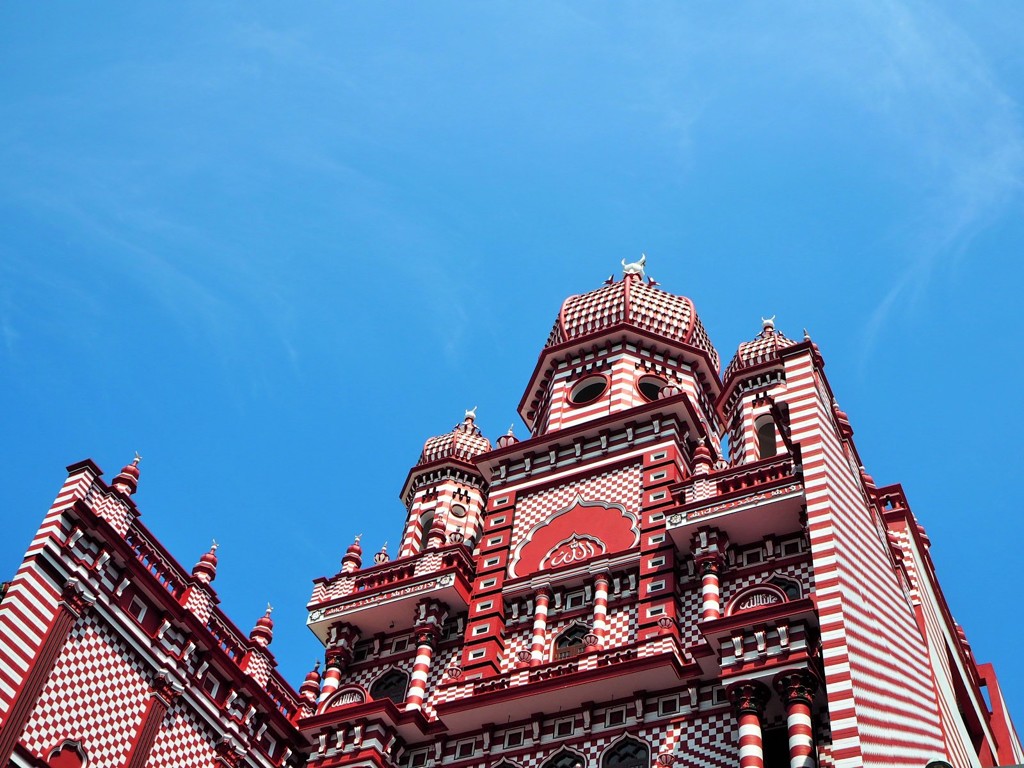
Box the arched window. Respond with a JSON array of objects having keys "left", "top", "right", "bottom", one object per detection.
[
  {"left": 418, "top": 510, "right": 434, "bottom": 551},
  {"left": 602, "top": 736, "right": 650, "bottom": 768},
  {"left": 769, "top": 574, "right": 802, "bottom": 600},
  {"left": 48, "top": 741, "right": 87, "bottom": 768},
  {"left": 553, "top": 624, "right": 589, "bottom": 661},
  {"left": 369, "top": 668, "right": 409, "bottom": 704},
  {"left": 543, "top": 748, "right": 586, "bottom": 768},
  {"left": 637, "top": 375, "right": 665, "bottom": 402},
  {"left": 755, "top": 416, "right": 777, "bottom": 459}
]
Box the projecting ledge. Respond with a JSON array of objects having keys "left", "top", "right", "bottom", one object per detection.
[
  {"left": 434, "top": 636, "right": 698, "bottom": 731},
  {"left": 298, "top": 697, "right": 442, "bottom": 744},
  {"left": 306, "top": 549, "right": 474, "bottom": 641},
  {"left": 665, "top": 462, "right": 805, "bottom": 554}
]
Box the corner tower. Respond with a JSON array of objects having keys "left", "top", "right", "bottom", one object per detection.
[
  {"left": 520, "top": 256, "right": 722, "bottom": 442},
  {"left": 299, "top": 258, "right": 1020, "bottom": 768}
]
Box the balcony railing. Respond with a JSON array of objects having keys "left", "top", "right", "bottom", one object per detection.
[
  {"left": 123, "top": 528, "right": 186, "bottom": 600},
  {"left": 310, "top": 544, "right": 475, "bottom": 607},
  {"left": 676, "top": 455, "right": 797, "bottom": 507}
]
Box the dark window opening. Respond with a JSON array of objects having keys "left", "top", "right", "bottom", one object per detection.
[
  {"left": 762, "top": 725, "right": 793, "bottom": 768},
  {"left": 544, "top": 749, "right": 587, "bottom": 768},
  {"left": 769, "top": 575, "right": 802, "bottom": 600},
  {"left": 757, "top": 419, "right": 778, "bottom": 459},
  {"left": 602, "top": 737, "right": 650, "bottom": 768},
  {"left": 637, "top": 376, "right": 665, "bottom": 402},
  {"left": 570, "top": 377, "right": 607, "bottom": 406},
  {"left": 370, "top": 669, "right": 409, "bottom": 704},
  {"left": 554, "top": 624, "right": 590, "bottom": 660}
]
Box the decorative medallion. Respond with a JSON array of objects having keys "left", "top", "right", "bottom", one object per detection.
[
  {"left": 541, "top": 533, "right": 607, "bottom": 570},
  {"left": 725, "top": 583, "right": 789, "bottom": 616},
  {"left": 509, "top": 494, "right": 640, "bottom": 578}
]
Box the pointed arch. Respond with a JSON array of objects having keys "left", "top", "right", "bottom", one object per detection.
[
  {"left": 369, "top": 667, "right": 410, "bottom": 704},
  {"left": 543, "top": 747, "right": 586, "bottom": 768},
  {"left": 755, "top": 414, "right": 777, "bottom": 459},
  {"left": 553, "top": 622, "right": 591, "bottom": 661},
  {"left": 768, "top": 572, "right": 802, "bottom": 600},
  {"left": 601, "top": 734, "right": 650, "bottom": 768}
]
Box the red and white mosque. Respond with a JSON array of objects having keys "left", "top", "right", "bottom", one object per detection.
[{"left": 0, "top": 259, "right": 1020, "bottom": 768}]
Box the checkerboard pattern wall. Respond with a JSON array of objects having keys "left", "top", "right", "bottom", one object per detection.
[
  {"left": 19, "top": 615, "right": 149, "bottom": 766},
  {"left": 145, "top": 699, "right": 219, "bottom": 768},
  {"left": 511, "top": 465, "right": 642, "bottom": 550}
]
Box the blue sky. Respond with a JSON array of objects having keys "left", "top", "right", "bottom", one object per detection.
[{"left": 2, "top": 2, "right": 1023, "bottom": 720}]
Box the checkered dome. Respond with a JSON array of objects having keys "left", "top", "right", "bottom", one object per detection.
[
  {"left": 418, "top": 413, "right": 492, "bottom": 466},
  {"left": 544, "top": 274, "right": 720, "bottom": 371},
  {"left": 723, "top": 324, "right": 797, "bottom": 383}
]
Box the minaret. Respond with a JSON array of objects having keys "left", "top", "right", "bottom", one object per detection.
[{"left": 397, "top": 408, "right": 490, "bottom": 558}]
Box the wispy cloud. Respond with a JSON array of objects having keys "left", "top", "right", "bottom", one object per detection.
[{"left": 847, "top": 1, "right": 1024, "bottom": 360}]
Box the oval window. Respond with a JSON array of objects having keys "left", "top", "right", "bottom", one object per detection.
[
  {"left": 569, "top": 376, "right": 607, "bottom": 406},
  {"left": 637, "top": 375, "right": 665, "bottom": 402}
]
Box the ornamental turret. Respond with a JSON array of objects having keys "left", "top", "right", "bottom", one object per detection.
[
  {"left": 720, "top": 317, "right": 800, "bottom": 464},
  {"left": 250, "top": 604, "right": 274, "bottom": 648},
  {"left": 398, "top": 409, "right": 490, "bottom": 558},
  {"left": 518, "top": 256, "right": 722, "bottom": 443},
  {"left": 340, "top": 534, "right": 362, "bottom": 573},
  {"left": 111, "top": 453, "right": 142, "bottom": 496},
  {"left": 299, "top": 661, "right": 321, "bottom": 708},
  {"left": 191, "top": 540, "right": 219, "bottom": 584}
]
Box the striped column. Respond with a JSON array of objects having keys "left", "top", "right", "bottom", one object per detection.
[
  {"left": 405, "top": 627, "right": 437, "bottom": 710},
  {"left": 727, "top": 681, "right": 771, "bottom": 768},
  {"left": 530, "top": 588, "right": 551, "bottom": 666},
  {"left": 318, "top": 648, "right": 346, "bottom": 702},
  {"left": 125, "top": 674, "right": 182, "bottom": 768},
  {"left": 697, "top": 556, "right": 724, "bottom": 621},
  {"left": 775, "top": 671, "right": 817, "bottom": 768},
  {"left": 592, "top": 573, "right": 610, "bottom": 645},
  {"left": 318, "top": 622, "right": 359, "bottom": 702}
]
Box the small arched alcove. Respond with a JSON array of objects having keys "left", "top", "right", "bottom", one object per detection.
[
  {"left": 601, "top": 735, "right": 650, "bottom": 768},
  {"left": 369, "top": 668, "right": 410, "bottom": 704}
]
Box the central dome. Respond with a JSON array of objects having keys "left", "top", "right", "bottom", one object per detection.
[{"left": 544, "top": 272, "right": 720, "bottom": 371}]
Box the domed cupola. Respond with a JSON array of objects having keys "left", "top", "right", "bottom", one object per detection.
[
  {"left": 543, "top": 257, "right": 720, "bottom": 372},
  {"left": 519, "top": 256, "right": 722, "bottom": 437},
  {"left": 723, "top": 316, "right": 798, "bottom": 385},
  {"left": 416, "top": 408, "right": 492, "bottom": 466},
  {"left": 398, "top": 409, "right": 491, "bottom": 559}
]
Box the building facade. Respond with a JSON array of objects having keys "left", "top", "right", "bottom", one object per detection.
[{"left": 1, "top": 262, "right": 1020, "bottom": 768}]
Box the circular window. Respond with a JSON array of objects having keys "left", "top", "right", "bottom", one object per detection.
[
  {"left": 450, "top": 503, "right": 467, "bottom": 519},
  {"left": 637, "top": 375, "right": 666, "bottom": 402},
  {"left": 569, "top": 376, "right": 608, "bottom": 406}
]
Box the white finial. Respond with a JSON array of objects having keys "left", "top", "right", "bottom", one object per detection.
[
  {"left": 761, "top": 315, "right": 776, "bottom": 330},
  {"left": 621, "top": 253, "right": 647, "bottom": 278},
  {"left": 355, "top": 533, "right": 362, "bottom": 543},
  {"left": 464, "top": 406, "right": 477, "bottom": 422},
  {"left": 803, "top": 328, "right": 811, "bottom": 341},
  {"left": 266, "top": 602, "right": 273, "bottom": 615},
  {"left": 507, "top": 423, "right": 515, "bottom": 436},
  {"left": 210, "top": 538, "right": 219, "bottom": 552},
  {"left": 132, "top": 451, "right": 142, "bottom": 466}
]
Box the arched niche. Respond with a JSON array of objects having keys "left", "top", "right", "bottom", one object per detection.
[
  {"left": 601, "top": 735, "right": 650, "bottom": 768},
  {"left": 48, "top": 740, "right": 87, "bottom": 768},
  {"left": 725, "top": 582, "right": 789, "bottom": 616},
  {"left": 369, "top": 667, "right": 410, "bottom": 704}
]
